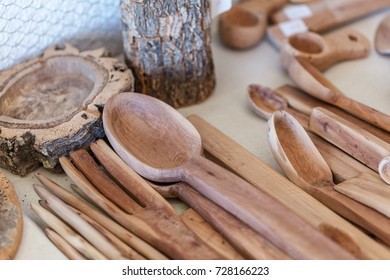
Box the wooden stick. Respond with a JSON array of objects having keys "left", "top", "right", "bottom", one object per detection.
[
  {"left": 31, "top": 203, "right": 107, "bottom": 260},
  {"left": 34, "top": 185, "right": 127, "bottom": 260},
  {"left": 45, "top": 228, "right": 86, "bottom": 260},
  {"left": 35, "top": 173, "right": 168, "bottom": 260}
]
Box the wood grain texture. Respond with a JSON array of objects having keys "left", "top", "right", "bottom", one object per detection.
[
  {"left": 281, "top": 57, "right": 390, "bottom": 133},
  {"left": 0, "top": 45, "right": 133, "bottom": 175},
  {"left": 218, "top": 0, "right": 288, "bottom": 49},
  {"left": 188, "top": 114, "right": 390, "bottom": 259},
  {"left": 103, "top": 92, "right": 353, "bottom": 259},
  {"left": 0, "top": 171, "right": 23, "bottom": 259},
  {"left": 120, "top": 0, "right": 215, "bottom": 107},
  {"left": 281, "top": 29, "right": 369, "bottom": 70}
]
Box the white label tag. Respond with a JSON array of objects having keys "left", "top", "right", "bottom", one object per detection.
[
  {"left": 279, "top": 19, "right": 308, "bottom": 37},
  {"left": 284, "top": 4, "right": 313, "bottom": 20},
  {"left": 210, "top": 0, "right": 232, "bottom": 18}
]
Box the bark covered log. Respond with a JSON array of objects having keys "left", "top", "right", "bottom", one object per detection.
[
  {"left": 120, "top": 0, "right": 215, "bottom": 108},
  {"left": 0, "top": 45, "right": 134, "bottom": 176}
]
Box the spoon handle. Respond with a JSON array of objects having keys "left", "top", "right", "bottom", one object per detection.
[
  {"left": 310, "top": 107, "right": 390, "bottom": 172},
  {"left": 182, "top": 155, "right": 354, "bottom": 260}
]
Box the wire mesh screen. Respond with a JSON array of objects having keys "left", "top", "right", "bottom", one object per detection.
[{"left": 0, "top": 0, "right": 123, "bottom": 71}]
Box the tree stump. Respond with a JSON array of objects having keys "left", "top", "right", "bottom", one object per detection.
[
  {"left": 0, "top": 44, "right": 134, "bottom": 176},
  {"left": 120, "top": 0, "right": 215, "bottom": 108}
]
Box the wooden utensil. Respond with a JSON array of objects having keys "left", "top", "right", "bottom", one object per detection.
[
  {"left": 281, "top": 29, "right": 369, "bottom": 70},
  {"left": 268, "top": 0, "right": 390, "bottom": 47},
  {"left": 310, "top": 107, "right": 390, "bottom": 184},
  {"left": 150, "top": 181, "right": 289, "bottom": 260},
  {"left": 281, "top": 56, "right": 390, "bottom": 133},
  {"left": 0, "top": 171, "right": 23, "bottom": 260},
  {"left": 61, "top": 144, "right": 223, "bottom": 260},
  {"left": 218, "top": 0, "right": 288, "bottom": 49},
  {"left": 187, "top": 114, "right": 390, "bottom": 259},
  {"left": 334, "top": 173, "right": 390, "bottom": 219},
  {"left": 267, "top": 110, "right": 390, "bottom": 248},
  {"left": 375, "top": 14, "right": 390, "bottom": 55},
  {"left": 103, "top": 92, "right": 354, "bottom": 260},
  {"left": 35, "top": 172, "right": 168, "bottom": 260}
]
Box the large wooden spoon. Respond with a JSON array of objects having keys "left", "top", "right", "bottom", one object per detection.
[
  {"left": 218, "top": 0, "right": 287, "bottom": 49},
  {"left": 0, "top": 171, "right": 23, "bottom": 259},
  {"left": 281, "top": 56, "right": 390, "bottom": 133},
  {"left": 103, "top": 92, "right": 354, "bottom": 259},
  {"left": 375, "top": 14, "right": 390, "bottom": 55}
]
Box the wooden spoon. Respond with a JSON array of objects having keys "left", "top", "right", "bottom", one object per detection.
[
  {"left": 268, "top": 0, "right": 390, "bottom": 46},
  {"left": 218, "top": 0, "right": 288, "bottom": 49},
  {"left": 309, "top": 107, "right": 390, "bottom": 184},
  {"left": 0, "top": 171, "right": 23, "bottom": 260},
  {"left": 268, "top": 110, "right": 390, "bottom": 242},
  {"left": 375, "top": 14, "right": 390, "bottom": 55},
  {"left": 281, "top": 56, "right": 390, "bottom": 133},
  {"left": 103, "top": 92, "right": 354, "bottom": 260},
  {"left": 281, "top": 29, "right": 370, "bottom": 70}
]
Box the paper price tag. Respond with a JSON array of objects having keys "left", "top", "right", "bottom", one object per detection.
[
  {"left": 279, "top": 19, "right": 308, "bottom": 37},
  {"left": 210, "top": 0, "right": 232, "bottom": 18},
  {"left": 283, "top": 4, "right": 313, "bottom": 20}
]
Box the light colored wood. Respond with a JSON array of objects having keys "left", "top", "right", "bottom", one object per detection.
[
  {"left": 103, "top": 92, "right": 354, "bottom": 260},
  {"left": 31, "top": 203, "right": 107, "bottom": 260},
  {"left": 268, "top": 0, "right": 390, "bottom": 47},
  {"left": 247, "top": 85, "right": 390, "bottom": 246},
  {"left": 151, "top": 180, "right": 290, "bottom": 260},
  {"left": 281, "top": 56, "right": 390, "bottom": 133},
  {"left": 34, "top": 185, "right": 128, "bottom": 260},
  {"left": 180, "top": 208, "right": 244, "bottom": 260},
  {"left": 45, "top": 228, "right": 86, "bottom": 260},
  {"left": 63, "top": 144, "right": 222, "bottom": 260},
  {"left": 309, "top": 107, "right": 390, "bottom": 184},
  {"left": 187, "top": 114, "right": 390, "bottom": 259},
  {"left": 335, "top": 173, "right": 390, "bottom": 219},
  {"left": 280, "top": 29, "right": 369, "bottom": 70},
  {"left": 218, "top": 0, "right": 288, "bottom": 49},
  {"left": 275, "top": 85, "right": 390, "bottom": 145},
  {"left": 375, "top": 14, "right": 390, "bottom": 55},
  {"left": 35, "top": 173, "right": 167, "bottom": 260},
  {"left": 0, "top": 44, "right": 133, "bottom": 175},
  {"left": 0, "top": 171, "right": 23, "bottom": 260}
]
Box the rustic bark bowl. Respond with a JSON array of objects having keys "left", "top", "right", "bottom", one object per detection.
[{"left": 0, "top": 44, "right": 134, "bottom": 176}]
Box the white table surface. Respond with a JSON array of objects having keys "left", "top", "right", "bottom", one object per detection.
[{"left": 4, "top": 7, "right": 390, "bottom": 260}]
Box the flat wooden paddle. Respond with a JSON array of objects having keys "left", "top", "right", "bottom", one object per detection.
[{"left": 0, "top": 171, "right": 23, "bottom": 259}]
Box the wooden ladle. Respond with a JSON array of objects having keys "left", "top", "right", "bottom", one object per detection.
[
  {"left": 268, "top": 110, "right": 390, "bottom": 235},
  {"left": 103, "top": 92, "right": 354, "bottom": 259},
  {"left": 218, "top": 0, "right": 287, "bottom": 49},
  {"left": 281, "top": 56, "right": 390, "bottom": 133},
  {"left": 0, "top": 171, "right": 23, "bottom": 259},
  {"left": 281, "top": 29, "right": 370, "bottom": 71}
]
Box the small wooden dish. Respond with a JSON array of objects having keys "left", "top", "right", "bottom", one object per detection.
[{"left": 0, "top": 44, "right": 134, "bottom": 176}]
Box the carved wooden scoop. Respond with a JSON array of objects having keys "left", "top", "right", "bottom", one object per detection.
[
  {"left": 0, "top": 171, "right": 23, "bottom": 259},
  {"left": 281, "top": 29, "right": 370, "bottom": 70},
  {"left": 218, "top": 0, "right": 287, "bottom": 49},
  {"left": 375, "top": 14, "right": 390, "bottom": 55},
  {"left": 268, "top": 110, "right": 390, "bottom": 232},
  {"left": 281, "top": 56, "right": 390, "bottom": 133},
  {"left": 103, "top": 92, "right": 354, "bottom": 259}
]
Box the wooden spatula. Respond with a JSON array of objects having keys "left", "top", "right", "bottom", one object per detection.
[
  {"left": 0, "top": 171, "right": 23, "bottom": 259},
  {"left": 375, "top": 14, "right": 390, "bottom": 55}
]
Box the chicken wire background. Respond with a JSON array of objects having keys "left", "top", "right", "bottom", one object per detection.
[{"left": 0, "top": 0, "right": 123, "bottom": 71}]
